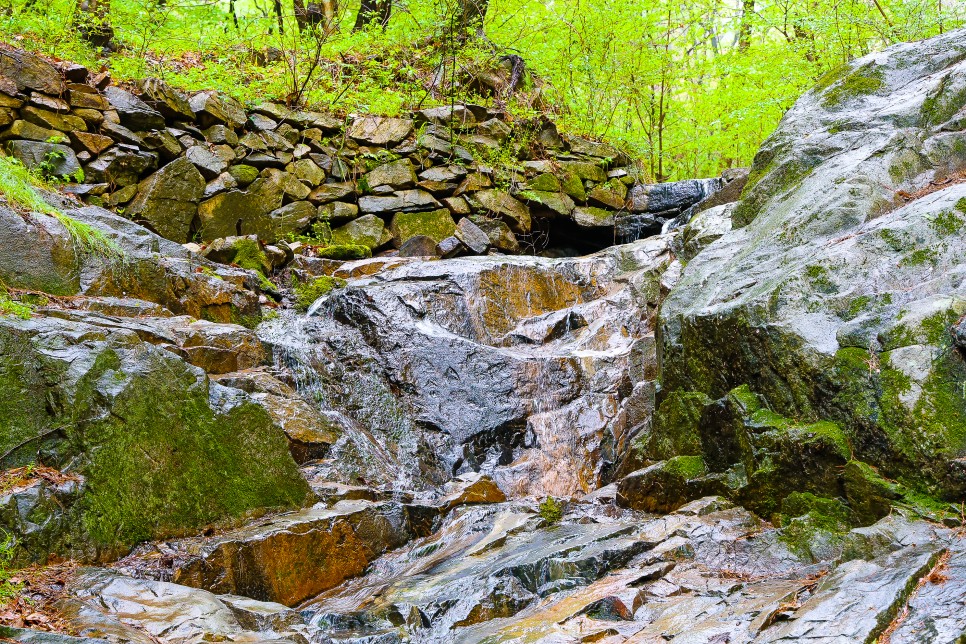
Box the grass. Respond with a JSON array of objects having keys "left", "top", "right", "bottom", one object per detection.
[{"left": 0, "top": 156, "right": 123, "bottom": 260}]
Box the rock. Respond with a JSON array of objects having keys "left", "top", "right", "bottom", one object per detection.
[
  {"left": 360, "top": 189, "right": 442, "bottom": 214},
  {"left": 390, "top": 209, "right": 456, "bottom": 246},
  {"left": 476, "top": 118, "right": 512, "bottom": 142},
  {"left": 163, "top": 500, "right": 413, "bottom": 605},
  {"left": 399, "top": 235, "right": 440, "bottom": 257},
  {"left": 21, "top": 105, "right": 87, "bottom": 132},
  {"left": 197, "top": 173, "right": 295, "bottom": 242},
  {"left": 0, "top": 313, "right": 309, "bottom": 561},
  {"left": 202, "top": 171, "right": 238, "bottom": 198},
  {"left": 439, "top": 473, "right": 506, "bottom": 511},
  {"left": 330, "top": 214, "right": 388, "bottom": 249},
  {"left": 365, "top": 158, "right": 417, "bottom": 190},
  {"left": 467, "top": 190, "right": 531, "bottom": 233},
  {"left": 526, "top": 173, "right": 561, "bottom": 192},
  {"left": 674, "top": 203, "right": 734, "bottom": 263},
  {"left": 263, "top": 200, "right": 317, "bottom": 239},
  {"left": 568, "top": 137, "right": 620, "bottom": 160},
  {"left": 523, "top": 190, "right": 574, "bottom": 216},
  {"left": 455, "top": 216, "right": 490, "bottom": 254},
  {"left": 138, "top": 77, "right": 193, "bottom": 120},
  {"left": 288, "top": 158, "right": 325, "bottom": 186},
  {"left": 437, "top": 235, "right": 464, "bottom": 258},
  {"left": 1, "top": 119, "right": 67, "bottom": 143},
  {"left": 0, "top": 45, "right": 65, "bottom": 95},
  {"left": 68, "top": 88, "right": 109, "bottom": 110},
  {"left": 420, "top": 165, "right": 467, "bottom": 183},
  {"left": 84, "top": 146, "right": 157, "bottom": 186},
  {"left": 469, "top": 216, "right": 520, "bottom": 252},
  {"left": 227, "top": 163, "right": 259, "bottom": 187},
  {"left": 318, "top": 200, "right": 360, "bottom": 222},
  {"left": 203, "top": 124, "right": 239, "bottom": 145},
  {"left": 290, "top": 109, "right": 342, "bottom": 131},
  {"left": 127, "top": 158, "right": 206, "bottom": 243},
  {"left": 308, "top": 181, "right": 355, "bottom": 204},
  {"left": 626, "top": 178, "right": 722, "bottom": 214},
  {"left": 102, "top": 86, "right": 165, "bottom": 131},
  {"left": 658, "top": 29, "right": 966, "bottom": 500},
  {"left": 185, "top": 144, "right": 228, "bottom": 179},
  {"left": 572, "top": 206, "right": 615, "bottom": 228},
  {"left": 558, "top": 160, "right": 607, "bottom": 183},
  {"left": 263, "top": 167, "right": 310, "bottom": 201},
  {"left": 28, "top": 91, "right": 69, "bottom": 113},
  {"left": 454, "top": 172, "right": 493, "bottom": 195},
  {"left": 417, "top": 105, "right": 477, "bottom": 128},
  {"left": 248, "top": 112, "right": 278, "bottom": 131},
  {"left": 616, "top": 458, "right": 720, "bottom": 513},
  {"left": 99, "top": 120, "right": 143, "bottom": 146},
  {"left": 69, "top": 131, "right": 114, "bottom": 155},
  {"left": 189, "top": 91, "right": 247, "bottom": 129},
  {"left": 0, "top": 207, "right": 80, "bottom": 295},
  {"left": 6, "top": 140, "right": 80, "bottom": 178},
  {"left": 444, "top": 195, "right": 472, "bottom": 216},
  {"left": 348, "top": 116, "right": 414, "bottom": 145},
  {"left": 588, "top": 184, "right": 627, "bottom": 210}
]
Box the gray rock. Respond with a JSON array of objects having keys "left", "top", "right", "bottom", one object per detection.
[
  {"left": 365, "top": 158, "right": 417, "bottom": 190},
  {"left": 359, "top": 189, "right": 441, "bottom": 214},
  {"left": 127, "top": 157, "right": 206, "bottom": 243},
  {"left": 399, "top": 235, "right": 440, "bottom": 257},
  {"left": 0, "top": 45, "right": 65, "bottom": 95},
  {"left": 0, "top": 206, "right": 79, "bottom": 295},
  {"left": 348, "top": 116, "right": 414, "bottom": 145},
  {"left": 185, "top": 144, "right": 229, "bottom": 179},
  {"left": 6, "top": 140, "right": 80, "bottom": 178},
  {"left": 469, "top": 216, "right": 520, "bottom": 252},
  {"left": 454, "top": 216, "right": 490, "bottom": 254},
  {"left": 309, "top": 182, "right": 355, "bottom": 204},
  {"left": 467, "top": 190, "right": 531, "bottom": 233},
  {"left": 626, "top": 178, "right": 722, "bottom": 214},
  {"left": 84, "top": 146, "right": 157, "bottom": 186},
  {"left": 189, "top": 91, "right": 247, "bottom": 129},
  {"left": 330, "top": 214, "right": 387, "bottom": 249},
  {"left": 138, "top": 77, "right": 194, "bottom": 120},
  {"left": 103, "top": 86, "right": 165, "bottom": 131}
]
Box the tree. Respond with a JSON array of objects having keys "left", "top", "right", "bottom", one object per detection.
[{"left": 353, "top": 0, "right": 391, "bottom": 31}]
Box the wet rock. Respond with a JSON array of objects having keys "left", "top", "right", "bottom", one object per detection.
[
  {"left": 523, "top": 190, "right": 574, "bottom": 216},
  {"left": 84, "top": 146, "right": 157, "bottom": 186},
  {"left": 469, "top": 216, "right": 520, "bottom": 252},
  {"left": 360, "top": 189, "right": 441, "bottom": 214},
  {"left": 1, "top": 119, "right": 67, "bottom": 143},
  {"left": 6, "top": 140, "right": 80, "bottom": 178},
  {"left": 454, "top": 216, "right": 490, "bottom": 254},
  {"left": 616, "top": 457, "right": 722, "bottom": 513},
  {"left": 572, "top": 205, "right": 615, "bottom": 228},
  {"left": 138, "top": 77, "right": 194, "bottom": 120},
  {"left": 399, "top": 235, "right": 440, "bottom": 257},
  {"left": 627, "top": 178, "right": 721, "bottom": 213},
  {"left": 185, "top": 144, "right": 228, "bottom": 179},
  {"left": 69, "top": 130, "right": 114, "bottom": 155},
  {"left": 289, "top": 158, "right": 325, "bottom": 186},
  {"left": 309, "top": 181, "right": 356, "bottom": 204},
  {"left": 437, "top": 235, "right": 464, "bottom": 258},
  {"left": 348, "top": 116, "right": 414, "bottom": 146},
  {"left": 319, "top": 200, "right": 360, "bottom": 222},
  {"left": 103, "top": 86, "right": 165, "bottom": 131},
  {"left": 420, "top": 165, "right": 467, "bottom": 183},
  {"left": 165, "top": 500, "right": 413, "bottom": 605},
  {"left": 0, "top": 207, "right": 79, "bottom": 295},
  {"left": 0, "top": 45, "right": 65, "bottom": 95},
  {"left": 127, "top": 157, "right": 205, "bottom": 243},
  {"left": 439, "top": 473, "right": 506, "bottom": 511},
  {"left": 21, "top": 105, "right": 86, "bottom": 132}
]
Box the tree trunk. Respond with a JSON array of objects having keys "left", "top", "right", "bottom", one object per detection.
[
  {"left": 353, "top": 0, "right": 391, "bottom": 31},
  {"left": 273, "top": 0, "right": 285, "bottom": 34},
  {"left": 738, "top": 0, "right": 754, "bottom": 50},
  {"left": 456, "top": 0, "right": 488, "bottom": 41}
]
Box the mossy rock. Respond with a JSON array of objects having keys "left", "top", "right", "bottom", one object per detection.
[
  {"left": 315, "top": 244, "right": 372, "bottom": 260},
  {"left": 293, "top": 275, "right": 347, "bottom": 312},
  {"left": 390, "top": 209, "right": 457, "bottom": 246}
]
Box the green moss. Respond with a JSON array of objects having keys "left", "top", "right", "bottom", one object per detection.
[
  {"left": 878, "top": 228, "right": 907, "bottom": 252},
  {"left": 293, "top": 276, "right": 347, "bottom": 312},
  {"left": 957, "top": 197, "right": 966, "bottom": 214},
  {"left": 391, "top": 209, "right": 457, "bottom": 244},
  {"left": 822, "top": 63, "right": 884, "bottom": 108},
  {"left": 921, "top": 73, "right": 966, "bottom": 127},
  {"left": 538, "top": 497, "right": 563, "bottom": 524},
  {"left": 315, "top": 244, "right": 372, "bottom": 260},
  {"left": 928, "top": 210, "right": 964, "bottom": 236},
  {"left": 805, "top": 265, "right": 836, "bottom": 293},
  {"left": 641, "top": 391, "right": 712, "bottom": 461},
  {"left": 231, "top": 238, "right": 278, "bottom": 292},
  {"left": 900, "top": 248, "right": 937, "bottom": 267},
  {"left": 844, "top": 295, "right": 873, "bottom": 320},
  {"left": 778, "top": 492, "right": 851, "bottom": 560},
  {"left": 663, "top": 455, "right": 707, "bottom": 480},
  {"left": 728, "top": 384, "right": 761, "bottom": 412}
]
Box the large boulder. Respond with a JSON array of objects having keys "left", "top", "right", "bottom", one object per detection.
[
  {"left": 658, "top": 29, "right": 966, "bottom": 502},
  {"left": 127, "top": 157, "right": 206, "bottom": 243},
  {"left": 0, "top": 314, "right": 310, "bottom": 563},
  {"left": 0, "top": 207, "right": 80, "bottom": 295},
  {"left": 0, "top": 45, "right": 65, "bottom": 95}
]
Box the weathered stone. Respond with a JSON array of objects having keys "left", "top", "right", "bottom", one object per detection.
[
  {"left": 616, "top": 458, "right": 720, "bottom": 513},
  {"left": 21, "top": 105, "right": 86, "bottom": 132},
  {"left": 365, "top": 158, "right": 417, "bottom": 190},
  {"left": 69, "top": 131, "right": 114, "bottom": 155},
  {"left": 0, "top": 207, "right": 80, "bottom": 295},
  {"left": 137, "top": 77, "right": 193, "bottom": 120},
  {"left": 290, "top": 110, "right": 342, "bottom": 131},
  {"left": 227, "top": 164, "right": 258, "bottom": 187},
  {"left": 99, "top": 120, "right": 143, "bottom": 146},
  {"left": 318, "top": 200, "right": 359, "bottom": 222},
  {"left": 141, "top": 129, "right": 183, "bottom": 161},
  {"left": 262, "top": 168, "right": 310, "bottom": 201},
  {"left": 454, "top": 172, "right": 493, "bottom": 196},
  {"left": 262, "top": 200, "right": 317, "bottom": 240},
  {"left": 469, "top": 215, "right": 520, "bottom": 252},
  {"left": 523, "top": 190, "right": 574, "bottom": 216},
  {"left": 103, "top": 86, "right": 165, "bottom": 131},
  {"left": 568, "top": 137, "right": 620, "bottom": 160},
  {"left": 437, "top": 235, "right": 464, "bottom": 258},
  {"left": 588, "top": 184, "right": 627, "bottom": 210},
  {"left": 1, "top": 119, "right": 66, "bottom": 143},
  {"left": 202, "top": 172, "right": 238, "bottom": 199},
  {"left": 309, "top": 182, "right": 355, "bottom": 204},
  {"left": 572, "top": 206, "right": 615, "bottom": 228},
  {"left": 288, "top": 158, "right": 325, "bottom": 186},
  {"left": 420, "top": 165, "right": 467, "bottom": 183},
  {"left": 127, "top": 158, "right": 206, "bottom": 243},
  {"left": 330, "top": 214, "right": 387, "bottom": 249},
  {"left": 248, "top": 112, "right": 277, "bottom": 131},
  {"left": 189, "top": 91, "right": 247, "bottom": 129},
  {"left": 476, "top": 118, "right": 512, "bottom": 142},
  {"left": 526, "top": 173, "right": 561, "bottom": 192},
  {"left": 627, "top": 178, "right": 721, "bottom": 214},
  {"left": 455, "top": 216, "right": 490, "bottom": 254},
  {"left": 0, "top": 45, "right": 65, "bottom": 95},
  {"left": 28, "top": 91, "right": 69, "bottom": 113},
  {"left": 348, "top": 116, "right": 414, "bottom": 146},
  {"left": 105, "top": 184, "right": 138, "bottom": 207},
  {"left": 185, "top": 145, "right": 228, "bottom": 179},
  {"left": 438, "top": 473, "right": 506, "bottom": 511},
  {"left": 203, "top": 124, "right": 238, "bottom": 146},
  {"left": 468, "top": 190, "right": 531, "bottom": 233},
  {"left": 360, "top": 189, "right": 441, "bottom": 214},
  {"left": 6, "top": 140, "right": 80, "bottom": 178},
  {"left": 559, "top": 160, "right": 607, "bottom": 183},
  {"left": 390, "top": 209, "right": 456, "bottom": 246},
  {"left": 398, "top": 235, "right": 441, "bottom": 257},
  {"left": 84, "top": 147, "right": 157, "bottom": 186},
  {"left": 443, "top": 195, "right": 472, "bottom": 216},
  {"left": 417, "top": 104, "right": 477, "bottom": 128}
]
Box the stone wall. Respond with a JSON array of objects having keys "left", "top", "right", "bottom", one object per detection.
[{"left": 0, "top": 43, "right": 744, "bottom": 259}]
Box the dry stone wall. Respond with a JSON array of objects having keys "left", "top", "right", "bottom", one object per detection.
[{"left": 0, "top": 43, "right": 744, "bottom": 259}]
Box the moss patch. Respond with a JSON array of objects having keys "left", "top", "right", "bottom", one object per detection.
[
  {"left": 822, "top": 62, "right": 884, "bottom": 108},
  {"left": 315, "top": 244, "right": 372, "bottom": 260},
  {"left": 663, "top": 455, "right": 707, "bottom": 480},
  {"left": 293, "top": 276, "right": 347, "bottom": 312}
]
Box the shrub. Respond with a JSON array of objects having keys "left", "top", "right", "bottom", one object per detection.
[{"left": 539, "top": 496, "right": 563, "bottom": 524}]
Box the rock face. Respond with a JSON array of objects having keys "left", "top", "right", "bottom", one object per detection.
[{"left": 659, "top": 28, "right": 966, "bottom": 503}]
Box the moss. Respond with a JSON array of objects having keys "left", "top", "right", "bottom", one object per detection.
[
  {"left": 663, "top": 455, "right": 707, "bottom": 480},
  {"left": 293, "top": 276, "right": 347, "bottom": 312},
  {"left": 900, "top": 248, "right": 937, "bottom": 267},
  {"left": 928, "top": 210, "right": 964, "bottom": 237},
  {"left": 921, "top": 73, "right": 966, "bottom": 127},
  {"left": 728, "top": 384, "right": 761, "bottom": 412},
  {"left": 844, "top": 295, "right": 873, "bottom": 320},
  {"left": 641, "top": 391, "right": 712, "bottom": 462},
  {"left": 878, "top": 228, "right": 907, "bottom": 252},
  {"left": 231, "top": 238, "right": 278, "bottom": 292},
  {"left": 822, "top": 62, "right": 884, "bottom": 108},
  {"left": 805, "top": 264, "right": 836, "bottom": 293},
  {"left": 538, "top": 497, "right": 563, "bottom": 524},
  {"left": 957, "top": 197, "right": 966, "bottom": 214},
  {"left": 315, "top": 244, "right": 372, "bottom": 260},
  {"left": 777, "top": 492, "right": 851, "bottom": 560}
]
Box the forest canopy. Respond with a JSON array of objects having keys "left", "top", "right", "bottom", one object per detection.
[{"left": 3, "top": 0, "right": 962, "bottom": 180}]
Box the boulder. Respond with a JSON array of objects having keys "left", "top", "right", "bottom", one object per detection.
[
  {"left": 6, "top": 140, "right": 80, "bottom": 178},
  {"left": 102, "top": 86, "right": 165, "bottom": 131},
  {"left": 84, "top": 147, "right": 157, "bottom": 186},
  {"left": 616, "top": 457, "right": 719, "bottom": 513},
  {"left": 0, "top": 45, "right": 65, "bottom": 95},
  {"left": 626, "top": 178, "right": 722, "bottom": 214},
  {"left": 454, "top": 216, "right": 490, "bottom": 254},
  {"left": 398, "top": 235, "right": 440, "bottom": 257},
  {"left": 365, "top": 158, "right": 417, "bottom": 190},
  {"left": 329, "top": 214, "right": 387, "bottom": 249},
  {"left": 69, "top": 131, "right": 114, "bottom": 155},
  {"left": 348, "top": 116, "right": 414, "bottom": 145},
  {"left": 390, "top": 209, "right": 456, "bottom": 246},
  {"left": 138, "top": 77, "right": 194, "bottom": 120},
  {"left": 189, "top": 91, "right": 247, "bottom": 129},
  {"left": 438, "top": 473, "right": 506, "bottom": 511},
  {"left": 127, "top": 157, "right": 206, "bottom": 243},
  {"left": 309, "top": 181, "right": 355, "bottom": 204},
  {"left": 522, "top": 190, "right": 574, "bottom": 216},
  {"left": 288, "top": 158, "right": 325, "bottom": 186},
  {"left": 467, "top": 190, "right": 531, "bottom": 233},
  {"left": 0, "top": 207, "right": 80, "bottom": 295},
  {"left": 360, "top": 189, "right": 441, "bottom": 214},
  {"left": 572, "top": 206, "right": 615, "bottom": 228}
]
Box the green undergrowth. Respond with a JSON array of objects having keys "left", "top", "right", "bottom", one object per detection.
[
  {"left": 538, "top": 497, "right": 563, "bottom": 524},
  {"left": 231, "top": 238, "right": 278, "bottom": 293},
  {"left": 0, "top": 531, "right": 21, "bottom": 604},
  {"left": 0, "top": 155, "right": 121, "bottom": 259},
  {"left": 292, "top": 276, "right": 347, "bottom": 312}
]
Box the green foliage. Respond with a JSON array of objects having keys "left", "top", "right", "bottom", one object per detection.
[
  {"left": 1, "top": 0, "right": 960, "bottom": 182},
  {"left": 538, "top": 496, "right": 563, "bottom": 524},
  {"left": 292, "top": 275, "right": 347, "bottom": 311},
  {"left": 0, "top": 531, "right": 22, "bottom": 604},
  {"left": 0, "top": 156, "right": 121, "bottom": 259}
]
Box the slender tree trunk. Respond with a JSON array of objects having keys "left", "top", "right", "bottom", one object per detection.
[
  {"left": 273, "top": 0, "right": 285, "bottom": 34},
  {"left": 738, "top": 0, "right": 754, "bottom": 50},
  {"left": 456, "top": 0, "right": 488, "bottom": 41},
  {"left": 229, "top": 0, "right": 240, "bottom": 28}
]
